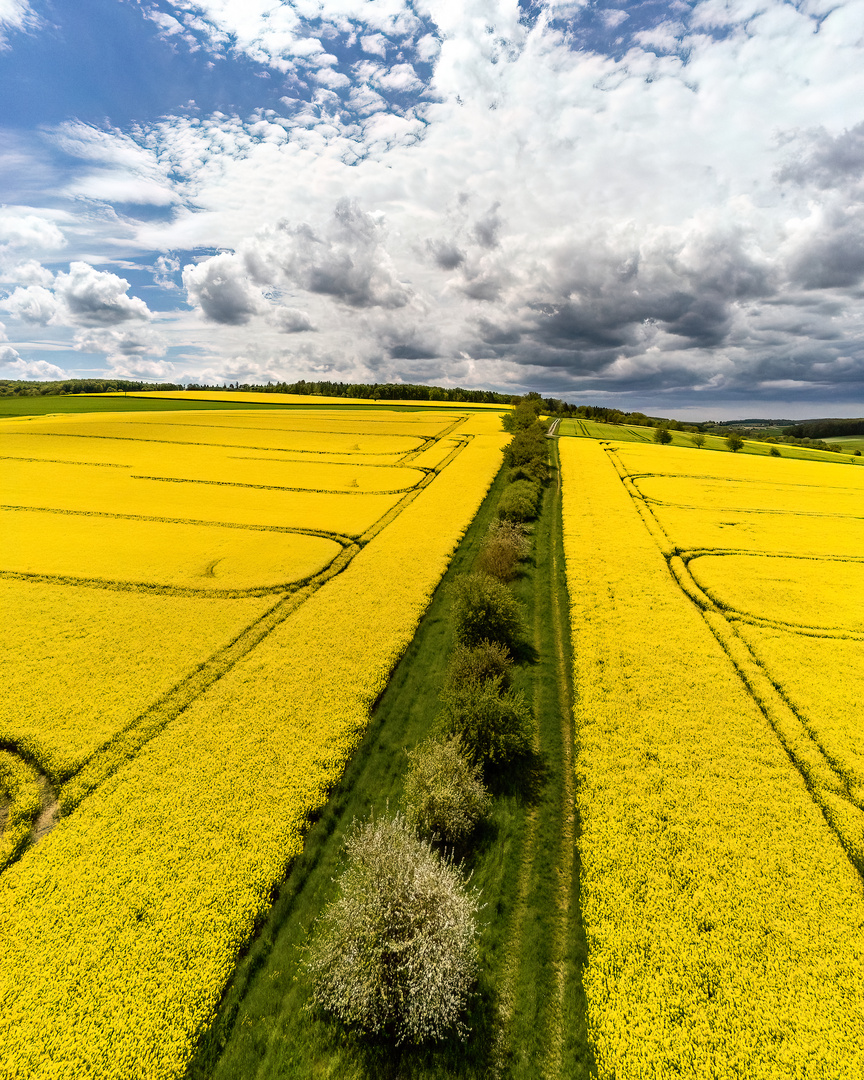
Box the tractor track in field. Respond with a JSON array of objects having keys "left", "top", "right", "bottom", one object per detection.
[
  {"left": 0, "top": 420, "right": 474, "bottom": 872},
  {"left": 606, "top": 445, "right": 864, "bottom": 885}
]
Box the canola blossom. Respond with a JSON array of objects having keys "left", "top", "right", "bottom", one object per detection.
[
  {"left": 612, "top": 441, "right": 864, "bottom": 875},
  {"left": 687, "top": 553, "right": 864, "bottom": 634},
  {"left": 560, "top": 437, "right": 864, "bottom": 1079},
  {"left": 0, "top": 508, "right": 343, "bottom": 593},
  {"left": 0, "top": 405, "right": 507, "bottom": 1079},
  {"left": 1, "top": 433, "right": 429, "bottom": 490},
  {"left": 0, "top": 752, "right": 41, "bottom": 869},
  {"left": 0, "top": 580, "right": 275, "bottom": 781},
  {"left": 1, "top": 457, "right": 405, "bottom": 537}
]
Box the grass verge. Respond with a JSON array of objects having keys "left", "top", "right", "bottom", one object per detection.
[{"left": 186, "top": 442, "right": 595, "bottom": 1080}]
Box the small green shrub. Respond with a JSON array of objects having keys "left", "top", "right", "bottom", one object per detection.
[
  {"left": 498, "top": 479, "right": 541, "bottom": 522},
  {"left": 726, "top": 433, "right": 744, "bottom": 452},
  {"left": 437, "top": 676, "right": 534, "bottom": 767},
  {"left": 502, "top": 400, "right": 542, "bottom": 433},
  {"left": 504, "top": 425, "right": 547, "bottom": 468},
  {"left": 449, "top": 573, "right": 523, "bottom": 650},
  {"left": 508, "top": 456, "right": 548, "bottom": 484},
  {"left": 446, "top": 639, "right": 513, "bottom": 689},
  {"left": 476, "top": 531, "right": 523, "bottom": 580},
  {"left": 404, "top": 737, "right": 492, "bottom": 844}
]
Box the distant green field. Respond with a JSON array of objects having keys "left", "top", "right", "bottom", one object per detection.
[
  {"left": 556, "top": 417, "right": 862, "bottom": 465},
  {"left": 831, "top": 435, "right": 864, "bottom": 453}
]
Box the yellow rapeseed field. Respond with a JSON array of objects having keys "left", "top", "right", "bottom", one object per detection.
[
  {"left": 0, "top": 579, "right": 275, "bottom": 781},
  {"left": 10, "top": 408, "right": 446, "bottom": 450},
  {"left": 688, "top": 553, "right": 864, "bottom": 633},
  {"left": 1, "top": 508, "right": 342, "bottom": 592},
  {"left": 98, "top": 388, "right": 510, "bottom": 409},
  {"left": 561, "top": 436, "right": 864, "bottom": 1077},
  {"left": 2, "top": 433, "right": 428, "bottom": 490},
  {"left": 0, "top": 403, "right": 508, "bottom": 1078},
  {"left": 1, "top": 458, "right": 404, "bottom": 536},
  {"left": 0, "top": 751, "right": 41, "bottom": 870}
]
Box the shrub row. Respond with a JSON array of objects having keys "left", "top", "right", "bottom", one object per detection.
[{"left": 304, "top": 438, "right": 542, "bottom": 1048}]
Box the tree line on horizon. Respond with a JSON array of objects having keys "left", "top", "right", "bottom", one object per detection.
[{"left": 2, "top": 377, "right": 862, "bottom": 445}]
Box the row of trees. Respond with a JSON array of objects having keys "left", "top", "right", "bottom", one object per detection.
[
  {"left": 304, "top": 421, "right": 545, "bottom": 1046},
  {"left": 0, "top": 378, "right": 185, "bottom": 397},
  {"left": 655, "top": 425, "right": 859, "bottom": 457}
]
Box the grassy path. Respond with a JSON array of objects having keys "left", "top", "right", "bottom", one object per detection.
[{"left": 187, "top": 444, "right": 595, "bottom": 1080}]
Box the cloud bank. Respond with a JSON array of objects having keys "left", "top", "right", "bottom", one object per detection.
[{"left": 0, "top": 0, "right": 862, "bottom": 414}]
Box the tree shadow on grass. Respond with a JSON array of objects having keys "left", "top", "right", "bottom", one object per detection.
[
  {"left": 510, "top": 636, "right": 539, "bottom": 667},
  {"left": 351, "top": 975, "right": 501, "bottom": 1080},
  {"left": 485, "top": 747, "right": 547, "bottom": 805}
]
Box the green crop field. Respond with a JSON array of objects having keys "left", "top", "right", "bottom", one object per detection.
[
  {"left": 0, "top": 394, "right": 488, "bottom": 419},
  {"left": 831, "top": 434, "right": 864, "bottom": 453},
  {"left": 0, "top": 395, "right": 305, "bottom": 418},
  {"left": 557, "top": 416, "right": 863, "bottom": 464}
]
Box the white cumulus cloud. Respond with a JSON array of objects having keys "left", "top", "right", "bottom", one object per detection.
[{"left": 54, "top": 262, "right": 152, "bottom": 326}]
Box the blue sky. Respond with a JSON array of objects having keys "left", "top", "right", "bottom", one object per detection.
[{"left": 0, "top": 0, "right": 862, "bottom": 418}]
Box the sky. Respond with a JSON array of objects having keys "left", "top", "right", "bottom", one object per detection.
[{"left": 0, "top": 0, "right": 862, "bottom": 419}]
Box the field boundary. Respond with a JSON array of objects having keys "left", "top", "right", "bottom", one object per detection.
[
  {"left": 606, "top": 445, "right": 864, "bottom": 881},
  {"left": 0, "top": 419, "right": 475, "bottom": 866}
]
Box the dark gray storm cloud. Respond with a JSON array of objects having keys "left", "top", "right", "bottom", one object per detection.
[
  {"left": 787, "top": 213, "right": 864, "bottom": 290},
  {"left": 262, "top": 199, "right": 412, "bottom": 309},
  {"left": 777, "top": 122, "right": 864, "bottom": 190},
  {"left": 426, "top": 238, "right": 465, "bottom": 269},
  {"left": 472, "top": 203, "right": 502, "bottom": 249}
]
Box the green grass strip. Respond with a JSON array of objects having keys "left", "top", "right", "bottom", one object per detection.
[{"left": 187, "top": 447, "right": 595, "bottom": 1080}]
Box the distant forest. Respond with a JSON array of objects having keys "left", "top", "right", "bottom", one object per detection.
[
  {"left": 0, "top": 376, "right": 629, "bottom": 418},
  {"left": 784, "top": 418, "right": 864, "bottom": 439}
]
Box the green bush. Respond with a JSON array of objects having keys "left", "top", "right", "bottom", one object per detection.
[
  {"left": 404, "top": 737, "right": 492, "bottom": 844},
  {"left": 502, "top": 399, "right": 542, "bottom": 432},
  {"left": 726, "top": 433, "right": 744, "bottom": 452},
  {"left": 446, "top": 639, "right": 513, "bottom": 689},
  {"left": 498, "top": 479, "right": 541, "bottom": 523},
  {"left": 449, "top": 573, "right": 523, "bottom": 650},
  {"left": 654, "top": 426, "right": 672, "bottom": 445},
  {"left": 504, "top": 425, "right": 547, "bottom": 468},
  {"left": 507, "top": 455, "right": 548, "bottom": 483},
  {"left": 437, "top": 677, "right": 534, "bottom": 767},
  {"left": 305, "top": 814, "right": 480, "bottom": 1044}
]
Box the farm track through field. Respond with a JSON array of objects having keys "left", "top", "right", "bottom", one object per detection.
[
  {"left": 493, "top": 443, "right": 586, "bottom": 1080},
  {"left": 0, "top": 750, "right": 56, "bottom": 868},
  {"left": 129, "top": 473, "right": 422, "bottom": 495},
  {"left": 606, "top": 446, "right": 864, "bottom": 883},
  {"left": 0, "top": 421, "right": 472, "bottom": 869},
  {"left": 6, "top": 431, "right": 426, "bottom": 456},
  {"left": 185, "top": 441, "right": 594, "bottom": 1080}
]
